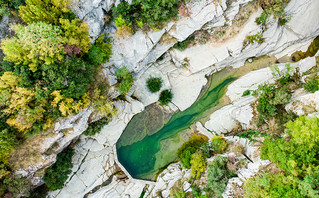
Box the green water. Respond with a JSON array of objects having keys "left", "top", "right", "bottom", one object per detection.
[{"left": 117, "top": 71, "right": 236, "bottom": 180}]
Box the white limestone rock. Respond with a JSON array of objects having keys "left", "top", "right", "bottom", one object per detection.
[
  {"left": 133, "top": 65, "right": 171, "bottom": 106},
  {"left": 205, "top": 96, "right": 255, "bottom": 134},
  {"left": 285, "top": 89, "right": 319, "bottom": 116},
  {"left": 169, "top": 68, "right": 208, "bottom": 111}
]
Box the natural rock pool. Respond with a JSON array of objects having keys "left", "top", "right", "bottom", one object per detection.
[{"left": 116, "top": 69, "right": 236, "bottom": 180}]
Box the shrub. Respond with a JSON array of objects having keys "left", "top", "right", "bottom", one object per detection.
[
  {"left": 159, "top": 90, "right": 173, "bottom": 105},
  {"left": 244, "top": 172, "right": 302, "bottom": 198},
  {"left": 44, "top": 146, "right": 74, "bottom": 191},
  {"left": 190, "top": 151, "right": 207, "bottom": 177},
  {"left": 83, "top": 118, "right": 109, "bottom": 136},
  {"left": 87, "top": 33, "right": 113, "bottom": 66},
  {"left": 146, "top": 77, "right": 162, "bottom": 93},
  {"left": 173, "top": 35, "right": 194, "bottom": 51},
  {"left": 242, "top": 90, "right": 251, "bottom": 96},
  {"left": 256, "top": 11, "right": 268, "bottom": 25},
  {"left": 205, "top": 156, "right": 237, "bottom": 197},
  {"left": 304, "top": 78, "right": 319, "bottom": 93},
  {"left": 211, "top": 135, "right": 227, "bottom": 154},
  {"left": 246, "top": 32, "right": 264, "bottom": 44},
  {"left": 3, "top": 175, "right": 31, "bottom": 197},
  {"left": 1, "top": 22, "right": 65, "bottom": 72},
  {"left": 177, "top": 134, "right": 208, "bottom": 169},
  {"left": 116, "top": 66, "right": 134, "bottom": 94},
  {"left": 112, "top": 0, "right": 181, "bottom": 31}
]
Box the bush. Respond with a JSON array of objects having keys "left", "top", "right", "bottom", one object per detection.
[
  {"left": 112, "top": 0, "right": 181, "bottom": 31},
  {"left": 256, "top": 11, "right": 268, "bottom": 25},
  {"left": 190, "top": 151, "right": 207, "bottom": 177},
  {"left": 87, "top": 33, "right": 112, "bottom": 66},
  {"left": 244, "top": 172, "right": 302, "bottom": 198},
  {"left": 3, "top": 175, "right": 31, "bottom": 197},
  {"left": 177, "top": 134, "right": 208, "bottom": 169},
  {"left": 211, "top": 135, "right": 227, "bottom": 154},
  {"left": 304, "top": 78, "right": 319, "bottom": 93},
  {"left": 159, "top": 90, "right": 173, "bottom": 105},
  {"left": 173, "top": 35, "right": 194, "bottom": 51},
  {"left": 83, "top": 118, "right": 109, "bottom": 136},
  {"left": 116, "top": 66, "right": 134, "bottom": 94},
  {"left": 44, "top": 146, "right": 74, "bottom": 191},
  {"left": 246, "top": 32, "right": 263, "bottom": 44},
  {"left": 205, "top": 156, "right": 237, "bottom": 197},
  {"left": 146, "top": 77, "right": 162, "bottom": 93},
  {"left": 242, "top": 89, "right": 251, "bottom": 97}
]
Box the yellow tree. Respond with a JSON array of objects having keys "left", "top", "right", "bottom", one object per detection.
[
  {"left": 19, "top": 0, "right": 71, "bottom": 24},
  {"left": 60, "top": 18, "right": 91, "bottom": 54},
  {"left": 1, "top": 23, "right": 65, "bottom": 72}
]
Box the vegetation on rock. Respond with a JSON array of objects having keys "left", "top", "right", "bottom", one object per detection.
[
  {"left": 116, "top": 66, "right": 134, "bottom": 94},
  {"left": 112, "top": 0, "right": 181, "bottom": 32},
  {"left": 43, "top": 146, "right": 74, "bottom": 191},
  {"left": 146, "top": 77, "right": 163, "bottom": 93},
  {"left": 159, "top": 90, "right": 173, "bottom": 105}
]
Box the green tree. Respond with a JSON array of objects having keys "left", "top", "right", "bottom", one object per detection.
[
  {"left": 159, "top": 89, "right": 172, "bottom": 105},
  {"left": 146, "top": 77, "right": 162, "bottom": 93},
  {"left": 44, "top": 147, "right": 74, "bottom": 191},
  {"left": 244, "top": 172, "right": 302, "bottom": 198},
  {"left": 178, "top": 134, "right": 207, "bottom": 169},
  {"left": 211, "top": 135, "right": 227, "bottom": 154},
  {"left": 206, "top": 156, "right": 237, "bottom": 197},
  {"left": 116, "top": 66, "right": 134, "bottom": 94}
]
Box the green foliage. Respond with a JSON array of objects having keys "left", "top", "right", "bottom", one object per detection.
[
  {"left": 206, "top": 156, "right": 237, "bottom": 197},
  {"left": 173, "top": 35, "right": 194, "bottom": 51},
  {"left": 172, "top": 189, "right": 186, "bottom": 198},
  {"left": 177, "top": 134, "right": 207, "bottom": 169},
  {"left": 83, "top": 118, "right": 109, "bottom": 136},
  {"left": 146, "top": 77, "right": 162, "bottom": 93},
  {"left": 257, "top": 0, "right": 290, "bottom": 26},
  {"left": 41, "top": 57, "right": 95, "bottom": 99},
  {"left": 44, "top": 146, "right": 74, "bottom": 191},
  {"left": 87, "top": 33, "right": 112, "bottom": 66},
  {"left": 270, "top": 63, "right": 295, "bottom": 85},
  {"left": 192, "top": 186, "right": 207, "bottom": 198},
  {"left": 304, "top": 77, "right": 319, "bottom": 93},
  {"left": 242, "top": 89, "right": 251, "bottom": 96},
  {"left": 159, "top": 89, "right": 173, "bottom": 105},
  {"left": 0, "top": 0, "right": 25, "bottom": 17},
  {"left": 258, "top": 116, "right": 319, "bottom": 197},
  {"left": 256, "top": 11, "right": 268, "bottom": 25},
  {"left": 60, "top": 18, "right": 91, "bottom": 54},
  {"left": 252, "top": 84, "right": 279, "bottom": 121},
  {"left": 19, "top": 0, "right": 71, "bottom": 24},
  {"left": 235, "top": 130, "right": 267, "bottom": 143},
  {"left": 246, "top": 32, "right": 263, "bottom": 44},
  {"left": 211, "top": 135, "right": 227, "bottom": 154},
  {"left": 1, "top": 22, "right": 65, "bottom": 72},
  {"left": 116, "top": 66, "right": 134, "bottom": 94},
  {"left": 244, "top": 172, "right": 302, "bottom": 198},
  {"left": 3, "top": 175, "right": 31, "bottom": 197},
  {"left": 112, "top": 0, "right": 181, "bottom": 31},
  {"left": 190, "top": 151, "right": 207, "bottom": 177}
]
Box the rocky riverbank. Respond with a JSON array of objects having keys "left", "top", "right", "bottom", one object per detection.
[{"left": 3, "top": 0, "right": 318, "bottom": 197}]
